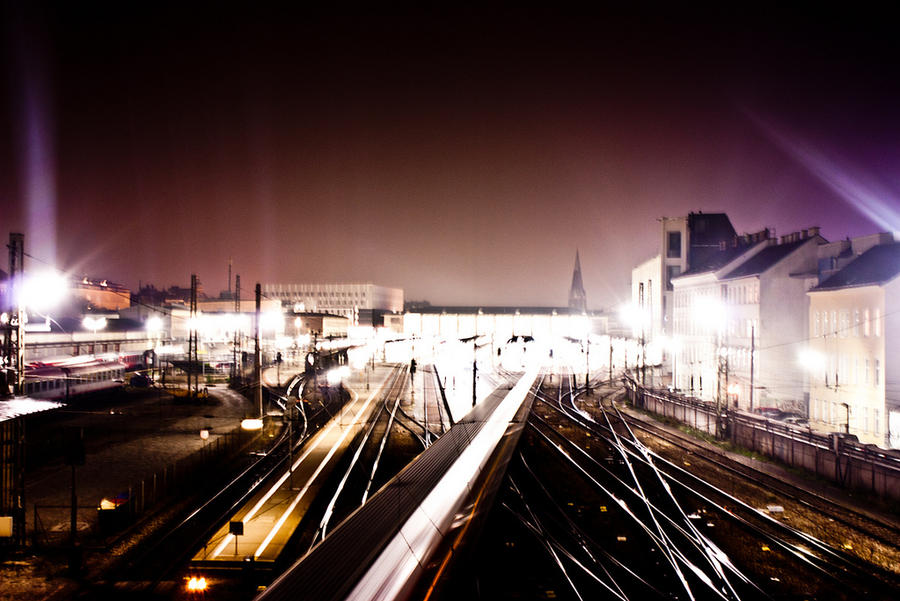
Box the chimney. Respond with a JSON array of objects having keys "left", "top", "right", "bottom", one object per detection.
[
  {"left": 808, "top": 226, "right": 820, "bottom": 237},
  {"left": 801, "top": 229, "right": 808, "bottom": 239}
]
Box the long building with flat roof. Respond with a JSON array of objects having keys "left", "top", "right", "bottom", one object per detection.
[{"left": 262, "top": 283, "right": 403, "bottom": 326}]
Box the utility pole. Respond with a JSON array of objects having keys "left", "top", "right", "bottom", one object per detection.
[
  {"left": 4, "top": 233, "right": 25, "bottom": 395},
  {"left": 227, "top": 257, "right": 232, "bottom": 299},
  {"left": 716, "top": 331, "right": 728, "bottom": 439},
  {"left": 3, "top": 237, "right": 26, "bottom": 548},
  {"left": 842, "top": 402, "right": 850, "bottom": 434},
  {"left": 639, "top": 282, "right": 646, "bottom": 387},
  {"left": 255, "top": 283, "right": 263, "bottom": 419},
  {"left": 472, "top": 339, "right": 477, "bottom": 407},
  {"left": 608, "top": 339, "right": 613, "bottom": 382},
  {"left": 749, "top": 324, "right": 755, "bottom": 412},
  {"left": 585, "top": 336, "right": 590, "bottom": 391},
  {"left": 232, "top": 275, "right": 240, "bottom": 383},
  {"left": 189, "top": 274, "right": 199, "bottom": 399}
]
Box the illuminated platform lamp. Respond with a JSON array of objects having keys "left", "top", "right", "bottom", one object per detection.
[
  {"left": 241, "top": 418, "right": 264, "bottom": 431},
  {"left": 186, "top": 575, "right": 208, "bottom": 593}
]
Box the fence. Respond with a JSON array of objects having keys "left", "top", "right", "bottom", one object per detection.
[
  {"left": 623, "top": 376, "right": 900, "bottom": 502},
  {"left": 32, "top": 427, "right": 258, "bottom": 548}
]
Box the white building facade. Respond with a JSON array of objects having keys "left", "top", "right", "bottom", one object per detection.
[
  {"left": 263, "top": 283, "right": 403, "bottom": 324},
  {"left": 806, "top": 239, "right": 900, "bottom": 448},
  {"left": 673, "top": 230, "right": 824, "bottom": 413}
]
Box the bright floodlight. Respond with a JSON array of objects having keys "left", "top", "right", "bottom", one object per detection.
[
  {"left": 82, "top": 316, "right": 107, "bottom": 332},
  {"left": 618, "top": 302, "right": 649, "bottom": 338},
  {"left": 693, "top": 296, "right": 727, "bottom": 332},
  {"left": 798, "top": 348, "right": 826, "bottom": 372},
  {"left": 146, "top": 315, "right": 163, "bottom": 332},
  {"left": 260, "top": 310, "right": 284, "bottom": 332},
  {"left": 241, "top": 418, "right": 263, "bottom": 431},
  {"left": 326, "top": 368, "right": 343, "bottom": 386},
  {"left": 18, "top": 271, "right": 68, "bottom": 312}
]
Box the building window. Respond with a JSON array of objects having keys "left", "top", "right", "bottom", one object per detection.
[
  {"left": 823, "top": 311, "right": 829, "bottom": 335},
  {"left": 831, "top": 311, "right": 837, "bottom": 335},
  {"left": 853, "top": 309, "right": 860, "bottom": 337},
  {"left": 875, "top": 308, "right": 881, "bottom": 337},
  {"left": 866, "top": 358, "right": 870, "bottom": 385},
  {"left": 875, "top": 359, "right": 881, "bottom": 385},
  {"left": 864, "top": 309, "right": 870, "bottom": 336},
  {"left": 814, "top": 311, "right": 820, "bottom": 337},
  {"left": 667, "top": 231, "right": 682, "bottom": 258}
]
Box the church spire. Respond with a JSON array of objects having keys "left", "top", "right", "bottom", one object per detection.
[{"left": 568, "top": 250, "right": 587, "bottom": 313}]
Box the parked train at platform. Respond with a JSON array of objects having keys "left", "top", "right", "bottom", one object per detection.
[{"left": 23, "top": 357, "right": 126, "bottom": 401}]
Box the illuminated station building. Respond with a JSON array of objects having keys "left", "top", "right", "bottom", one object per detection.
[
  {"left": 263, "top": 283, "right": 404, "bottom": 327},
  {"left": 393, "top": 253, "right": 607, "bottom": 343}
]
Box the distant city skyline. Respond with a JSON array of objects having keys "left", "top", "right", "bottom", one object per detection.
[{"left": 3, "top": 7, "right": 898, "bottom": 309}]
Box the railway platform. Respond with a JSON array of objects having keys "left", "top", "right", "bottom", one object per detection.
[{"left": 191, "top": 366, "right": 393, "bottom": 567}]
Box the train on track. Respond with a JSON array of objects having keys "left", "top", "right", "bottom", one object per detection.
[{"left": 22, "top": 355, "right": 131, "bottom": 401}]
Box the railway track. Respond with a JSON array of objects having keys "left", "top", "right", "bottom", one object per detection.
[
  {"left": 518, "top": 373, "right": 900, "bottom": 599},
  {"left": 610, "top": 403, "right": 900, "bottom": 552},
  {"left": 310, "top": 364, "right": 414, "bottom": 545}
]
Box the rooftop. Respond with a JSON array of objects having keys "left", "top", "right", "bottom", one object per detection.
[
  {"left": 812, "top": 243, "right": 900, "bottom": 291},
  {"left": 723, "top": 237, "right": 811, "bottom": 279},
  {"left": 404, "top": 305, "right": 585, "bottom": 316},
  {"left": 678, "top": 245, "right": 748, "bottom": 277}
]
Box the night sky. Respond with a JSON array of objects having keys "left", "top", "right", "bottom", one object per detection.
[{"left": 3, "top": 5, "right": 900, "bottom": 308}]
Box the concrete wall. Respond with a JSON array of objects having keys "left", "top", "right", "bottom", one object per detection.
[{"left": 626, "top": 380, "right": 900, "bottom": 501}]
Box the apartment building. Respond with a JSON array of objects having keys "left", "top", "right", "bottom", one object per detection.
[
  {"left": 806, "top": 237, "right": 900, "bottom": 447},
  {"left": 672, "top": 228, "right": 824, "bottom": 412}
]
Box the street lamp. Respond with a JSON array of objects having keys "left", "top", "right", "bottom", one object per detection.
[
  {"left": 4, "top": 270, "right": 69, "bottom": 395},
  {"left": 82, "top": 316, "right": 107, "bottom": 335}
]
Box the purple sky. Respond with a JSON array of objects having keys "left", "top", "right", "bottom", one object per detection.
[{"left": 3, "top": 7, "right": 900, "bottom": 308}]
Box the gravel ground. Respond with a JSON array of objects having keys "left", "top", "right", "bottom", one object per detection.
[{"left": 1, "top": 381, "right": 257, "bottom": 601}]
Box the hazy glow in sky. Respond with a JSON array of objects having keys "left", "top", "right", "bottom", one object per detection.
[
  {"left": 2, "top": 8, "right": 898, "bottom": 308},
  {"left": 747, "top": 110, "right": 900, "bottom": 235}
]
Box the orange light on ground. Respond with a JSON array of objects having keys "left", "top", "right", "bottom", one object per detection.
[{"left": 187, "top": 576, "right": 208, "bottom": 592}]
